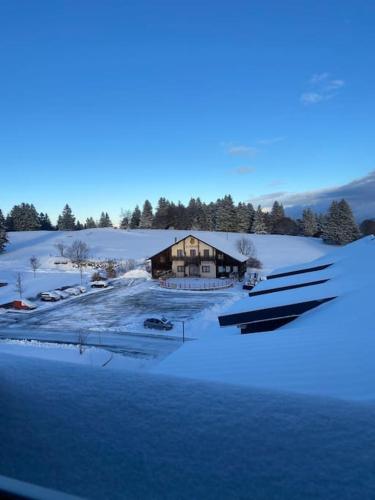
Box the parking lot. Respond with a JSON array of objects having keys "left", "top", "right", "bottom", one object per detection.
[{"left": 0, "top": 279, "right": 236, "bottom": 361}]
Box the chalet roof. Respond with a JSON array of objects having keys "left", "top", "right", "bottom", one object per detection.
[
  {"left": 218, "top": 235, "right": 375, "bottom": 332},
  {"left": 149, "top": 232, "right": 248, "bottom": 263}
]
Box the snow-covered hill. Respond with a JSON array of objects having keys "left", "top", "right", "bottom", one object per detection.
[{"left": 0, "top": 228, "right": 329, "bottom": 304}]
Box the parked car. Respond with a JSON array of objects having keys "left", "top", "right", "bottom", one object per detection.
[
  {"left": 91, "top": 281, "right": 109, "bottom": 289},
  {"left": 40, "top": 291, "right": 61, "bottom": 302},
  {"left": 144, "top": 317, "right": 173, "bottom": 331},
  {"left": 53, "top": 290, "right": 69, "bottom": 299},
  {"left": 64, "top": 287, "right": 81, "bottom": 296}
]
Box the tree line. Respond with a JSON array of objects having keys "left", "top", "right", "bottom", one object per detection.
[{"left": 0, "top": 196, "right": 373, "bottom": 254}]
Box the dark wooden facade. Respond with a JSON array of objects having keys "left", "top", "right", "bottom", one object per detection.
[{"left": 150, "top": 235, "right": 247, "bottom": 280}]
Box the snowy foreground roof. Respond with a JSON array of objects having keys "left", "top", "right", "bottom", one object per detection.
[
  {"left": 156, "top": 236, "right": 375, "bottom": 401},
  {"left": 149, "top": 232, "right": 248, "bottom": 262}
]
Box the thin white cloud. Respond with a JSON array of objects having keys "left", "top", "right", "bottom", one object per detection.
[
  {"left": 300, "top": 92, "right": 325, "bottom": 104},
  {"left": 300, "top": 73, "right": 345, "bottom": 105},
  {"left": 227, "top": 145, "right": 258, "bottom": 156},
  {"left": 310, "top": 72, "right": 329, "bottom": 84}
]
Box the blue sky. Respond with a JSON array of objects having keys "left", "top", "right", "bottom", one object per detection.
[{"left": 0, "top": 1, "right": 374, "bottom": 223}]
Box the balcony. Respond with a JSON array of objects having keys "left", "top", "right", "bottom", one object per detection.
[{"left": 172, "top": 254, "right": 216, "bottom": 263}]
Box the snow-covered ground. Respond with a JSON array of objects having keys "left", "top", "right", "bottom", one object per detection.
[{"left": 1, "top": 352, "right": 375, "bottom": 500}]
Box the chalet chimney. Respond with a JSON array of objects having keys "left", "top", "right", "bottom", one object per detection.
[{"left": 174, "top": 237, "right": 177, "bottom": 243}]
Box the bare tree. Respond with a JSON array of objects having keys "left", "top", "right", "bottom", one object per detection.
[
  {"left": 30, "top": 255, "right": 41, "bottom": 278},
  {"left": 105, "top": 259, "right": 117, "bottom": 279},
  {"left": 236, "top": 237, "right": 256, "bottom": 257},
  {"left": 77, "top": 330, "right": 89, "bottom": 355},
  {"left": 15, "top": 272, "right": 24, "bottom": 299},
  {"left": 66, "top": 240, "right": 90, "bottom": 284},
  {"left": 119, "top": 258, "right": 136, "bottom": 273},
  {"left": 54, "top": 240, "right": 66, "bottom": 257}
]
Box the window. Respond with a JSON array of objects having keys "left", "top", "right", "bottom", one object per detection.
[
  {"left": 190, "top": 237, "right": 195, "bottom": 244},
  {"left": 160, "top": 256, "right": 166, "bottom": 263},
  {"left": 177, "top": 265, "right": 184, "bottom": 272},
  {"left": 202, "top": 265, "right": 210, "bottom": 273},
  {"left": 190, "top": 249, "right": 196, "bottom": 257},
  {"left": 233, "top": 266, "right": 238, "bottom": 272},
  {"left": 217, "top": 253, "right": 224, "bottom": 260},
  {"left": 218, "top": 266, "right": 224, "bottom": 272},
  {"left": 177, "top": 249, "right": 184, "bottom": 257},
  {"left": 203, "top": 249, "right": 210, "bottom": 258},
  {"left": 226, "top": 266, "right": 231, "bottom": 272}
]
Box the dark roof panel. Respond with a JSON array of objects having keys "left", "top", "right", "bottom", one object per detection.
[
  {"left": 240, "top": 315, "right": 298, "bottom": 334},
  {"left": 218, "top": 297, "right": 336, "bottom": 327},
  {"left": 266, "top": 263, "right": 333, "bottom": 280},
  {"left": 249, "top": 279, "right": 330, "bottom": 297}
]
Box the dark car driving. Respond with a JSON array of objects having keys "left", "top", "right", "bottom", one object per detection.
[{"left": 144, "top": 317, "right": 173, "bottom": 331}]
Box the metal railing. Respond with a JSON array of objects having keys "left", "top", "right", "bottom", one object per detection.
[{"left": 159, "top": 279, "right": 234, "bottom": 291}]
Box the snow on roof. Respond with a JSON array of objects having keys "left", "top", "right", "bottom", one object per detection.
[
  {"left": 224, "top": 236, "right": 375, "bottom": 317},
  {"left": 156, "top": 236, "right": 375, "bottom": 400},
  {"left": 149, "top": 232, "right": 248, "bottom": 262}
]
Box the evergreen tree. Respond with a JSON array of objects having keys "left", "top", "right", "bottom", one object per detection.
[
  {"left": 120, "top": 210, "right": 131, "bottom": 230},
  {"left": 186, "top": 198, "right": 200, "bottom": 229},
  {"left": 360, "top": 219, "right": 375, "bottom": 236},
  {"left": 8, "top": 203, "right": 41, "bottom": 231},
  {"left": 322, "top": 199, "right": 360, "bottom": 245},
  {"left": 139, "top": 200, "right": 153, "bottom": 228},
  {"left": 153, "top": 198, "right": 171, "bottom": 229},
  {"left": 270, "top": 201, "right": 285, "bottom": 233},
  {"left": 38, "top": 212, "right": 53, "bottom": 230},
  {"left": 273, "top": 217, "right": 299, "bottom": 235},
  {"left": 205, "top": 202, "right": 217, "bottom": 231},
  {"left": 237, "top": 202, "right": 254, "bottom": 232},
  {"left": 5, "top": 213, "right": 13, "bottom": 231},
  {"left": 75, "top": 220, "right": 84, "bottom": 230},
  {"left": 0, "top": 209, "right": 8, "bottom": 252},
  {"left": 252, "top": 205, "right": 268, "bottom": 234},
  {"left": 196, "top": 199, "right": 209, "bottom": 230},
  {"left": 130, "top": 205, "right": 141, "bottom": 229},
  {"left": 337, "top": 199, "right": 360, "bottom": 243},
  {"left": 106, "top": 213, "right": 113, "bottom": 227},
  {"left": 174, "top": 202, "right": 189, "bottom": 230},
  {"left": 85, "top": 217, "right": 97, "bottom": 229},
  {"left": 99, "top": 212, "right": 113, "bottom": 228},
  {"left": 57, "top": 204, "right": 76, "bottom": 230},
  {"left": 322, "top": 201, "right": 340, "bottom": 244},
  {"left": 216, "top": 195, "right": 238, "bottom": 232},
  {"left": 301, "top": 208, "right": 318, "bottom": 237},
  {"left": 316, "top": 213, "right": 326, "bottom": 237}
]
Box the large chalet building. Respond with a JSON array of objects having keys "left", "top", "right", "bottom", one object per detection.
[{"left": 149, "top": 233, "right": 248, "bottom": 279}]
